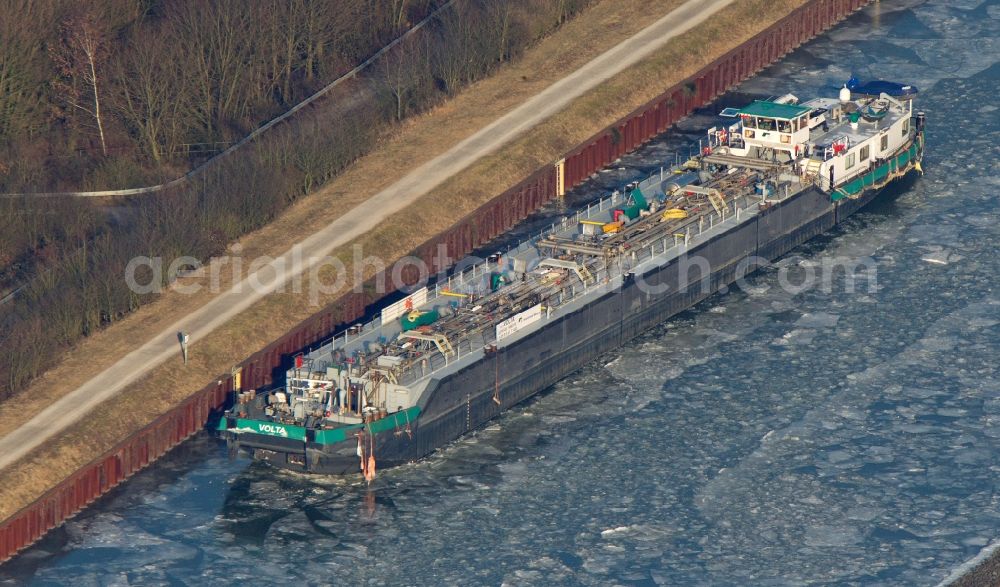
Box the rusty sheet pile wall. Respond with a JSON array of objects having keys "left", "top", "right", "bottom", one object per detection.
[
  {"left": 0, "top": 0, "right": 870, "bottom": 564},
  {"left": 0, "top": 381, "right": 230, "bottom": 562}
]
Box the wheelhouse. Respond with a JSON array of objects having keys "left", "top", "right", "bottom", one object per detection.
[{"left": 738, "top": 100, "right": 812, "bottom": 156}]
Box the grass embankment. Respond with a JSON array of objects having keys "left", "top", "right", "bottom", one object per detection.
[{"left": 0, "top": 0, "right": 808, "bottom": 521}]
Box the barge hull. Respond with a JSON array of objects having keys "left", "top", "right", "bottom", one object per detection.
[{"left": 256, "top": 179, "right": 906, "bottom": 475}]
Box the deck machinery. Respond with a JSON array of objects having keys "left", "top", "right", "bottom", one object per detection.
[{"left": 219, "top": 83, "right": 925, "bottom": 476}]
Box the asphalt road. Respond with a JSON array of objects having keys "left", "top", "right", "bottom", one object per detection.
[{"left": 0, "top": 0, "right": 734, "bottom": 471}]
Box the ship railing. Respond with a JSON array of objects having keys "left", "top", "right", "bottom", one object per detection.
[
  {"left": 311, "top": 188, "right": 761, "bottom": 367},
  {"left": 618, "top": 191, "right": 763, "bottom": 270},
  {"left": 396, "top": 328, "right": 493, "bottom": 385},
  {"left": 513, "top": 188, "right": 627, "bottom": 247},
  {"left": 393, "top": 195, "right": 773, "bottom": 385},
  {"left": 308, "top": 146, "right": 709, "bottom": 361},
  {"left": 400, "top": 194, "right": 763, "bottom": 381},
  {"left": 835, "top": 157, "right": 888, "bottom": 191},
  {"left": 422, "top": 187, "right": 632, "bottom": 304},
  {"left": 310, "top": 314, "right": 381, "bottom": 358},
  {"left": 309, "top": 253, "right": 506, "bottom": 357},
  {"left": 816, "top": 149, "right": 892, "bottom": 195}
]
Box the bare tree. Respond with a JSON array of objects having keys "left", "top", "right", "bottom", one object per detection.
[
  {"left": 0, "top": 1, "right": 53, "bottom": 143},
  {"left": 391, "top": 0, "right": 409, "bottom": 29},
  {"left": 429, "top": 8, "right": 470, "bottom": 94},
  {"left": 51, "top": 8, "right": 109, "bottom": 156},
  {"left": 488, "top": 2, "right": 514, "bottom": 64},
  {"left": 378, "top": 40, "right": 428, "bottom": 122},
  {"left": 112, "top": 29, "right": 185, "bottom": 162},
  {"left": 259, "top": 0, "right": 310, "bottom": 106},
  {"left": 301, "top": 0, "right": 362, "bottom": 85},
  {"left": 169, "top": 2, "right": 258, "bottom": 138}
]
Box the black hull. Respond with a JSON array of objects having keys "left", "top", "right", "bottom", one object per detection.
[{"left": 241, "top": 171, "right": 916, "bottom": 475}]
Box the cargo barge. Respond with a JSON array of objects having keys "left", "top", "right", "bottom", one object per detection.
[{"left": 219, "top": 83, "right": 925, "bottom": 477}]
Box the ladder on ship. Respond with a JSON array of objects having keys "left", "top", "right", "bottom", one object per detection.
[
  {"left": 803, "top": 158, "right": 823, "bottom": 185},
  {"left": 681, "top": 185, "right": 728, "bottom": 216},
  {"left": 538, "top": 258, "right": 594, "bottom": 285},
  {"left": 400, "top": 332, "right": 454, "bottom": 356},
  {"left": 708, "top": 191, "right": 727, "bottom": 216}
]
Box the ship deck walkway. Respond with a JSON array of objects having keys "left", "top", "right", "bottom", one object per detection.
[{"left": 703, "top": 151, "right": 784, "bottom": 170}]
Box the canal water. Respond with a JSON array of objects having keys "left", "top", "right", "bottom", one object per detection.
[{"left": 3, "top": 1, "right": 999, "bottom": 584}]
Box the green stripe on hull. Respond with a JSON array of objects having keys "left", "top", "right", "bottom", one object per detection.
[
  {"left": 831, "top": 138, "right": 922, "bottom": 202},
  {"left": 225, "top": 406, "right": 422, "bottom": 445},
  {"left": 315, "top": 406, "right": 421, "bottom": 444}
]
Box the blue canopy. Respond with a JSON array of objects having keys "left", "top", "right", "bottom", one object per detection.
[{"left": 846, "top": 76, "right": 918, "bottom": 98}]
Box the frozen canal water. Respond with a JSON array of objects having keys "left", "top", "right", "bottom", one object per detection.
[{"left": 3, "top": 0, "right": 999, "bottom": 584}]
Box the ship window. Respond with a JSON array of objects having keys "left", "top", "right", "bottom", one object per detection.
[
  {"left": 759, "top": 118, "right": 776, "bottom": 131},
  {"left": 880, "top": 134, "right": 888, "bottom": 151},
  {"left": 846, "top": 153, "right": 856, "bottom": 169},
  {"left": 902, "top": 119, "right": 909, "bottom": 137},
  {"left": 860, "top": 145, "right": 870, "bottom": 161},
  {"left": 778, "top": 120, "right": 791, "bottom": 133}
]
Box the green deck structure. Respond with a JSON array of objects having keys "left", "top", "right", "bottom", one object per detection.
[
  {"left": 620, "top": 188, "right": 649, "bottom": 220},
  {"left": 401, "top": 310, "right": 440, "bottom": 331},
  {"left": 739, "top": 100, "right": 811, "bottom": 120}
]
